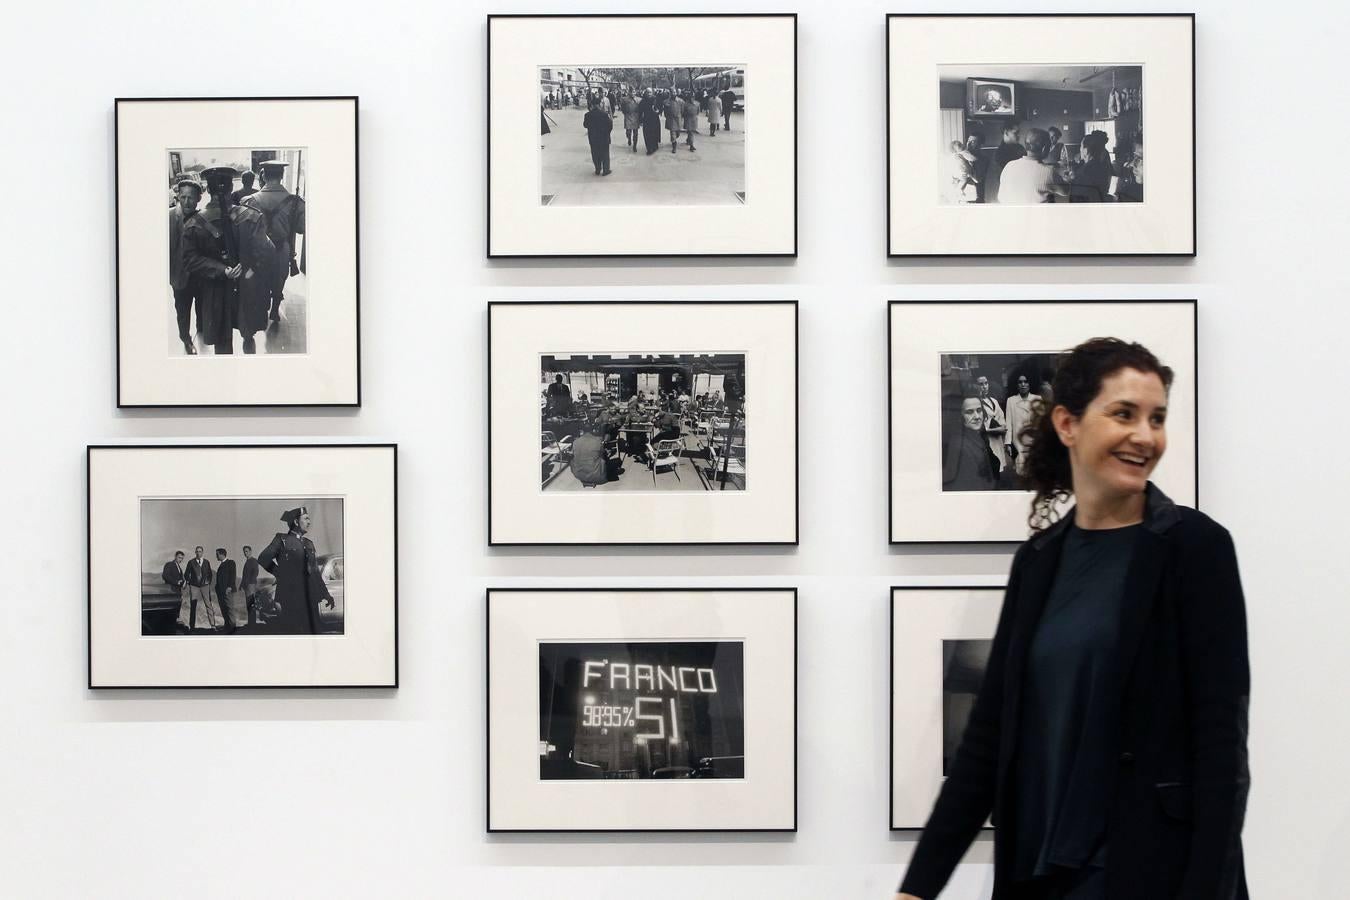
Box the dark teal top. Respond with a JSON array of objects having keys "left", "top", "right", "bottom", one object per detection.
[{"left": 1012, "top": 522, "right": 1141, "bottom": 881}]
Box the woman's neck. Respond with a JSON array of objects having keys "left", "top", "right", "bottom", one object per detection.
[{"left": 1073, "top": 485, "right": 1147, "bottom": 530}]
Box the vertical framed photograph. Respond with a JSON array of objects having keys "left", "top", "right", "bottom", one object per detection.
[
  {"left": 488, "top": 300, "right": 797, "bottom": 545},
  {"left": 487, "top": 588, "right": 796, "bottom": 832},
  {"left": 888, "top": 299, "right": 1197, "bottom": 543},
  {"left": 87, "top": 444, "right": 397, "bottom": 688},
  {"left": 886, "top": 14, "right": 1195, "bottom": 256},
  {"left": 487, "top": 14, "right": 797, "bottom": 257},
  {"left": 890, "top": 586, "right": 1002, "bottom": 829},
  {"left": 115, "top": 97, "right": 360, "bottom": 407}
]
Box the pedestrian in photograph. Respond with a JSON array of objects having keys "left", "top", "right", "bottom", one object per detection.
[
  {"left": 621, "top": 91, "right": 640, "bottom": 150},
  {"left": 241, "top": 159, "right": 305, "bottom": 325},
  {"left": 720, "top": 86, "right": 736, "bottom": 131},
  {"left": 665, "top": 90, "right": 683, "bottom": 154},
  {"left": 1069, "top": 130, "right": 1114, "bottom": 203},
  {"left": 681, "top": 90, "right": 698, "bottom": 152},
  {"left": 258, "top": 506, "right": 335, "bottom": 636},
  {"left": 240, "top": 544, "right": 262, "bottom": 626},
  {"left": 985, "top": 124, "right": 1027, "bottom": 204},
  {"left": 639, "top": 87, "right": 662, "bottom": 154},
  {"left": 898, "top": 338, "right": 1250, "bottom": 900},
  {"left": 180, "top": 165, "right": 275, "bottom": 354},
  {"left": 229, "top": 169, "right": 257, "bottom": 204},
  {"left": 942, "top": 396, "right": 999, "bottom": 491},
  {"left": 183, "top": 545, "right": 220, "bottom": 631},
  {"left": 168, "top": 179, "right": 201, "bottom": 355},
  {"left": 162, "top": 550, "right": 189, "bottom": 633},
  {"left": 213, "top": 547, "right": 238, "bottom": 633},
  {"left": 583, "top": 97, "right": 613, "bottom": 176},
  {"left": 707, "top": 90, "right": 722, "bottom": 137}
]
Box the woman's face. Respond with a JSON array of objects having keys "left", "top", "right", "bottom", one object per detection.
[
  {"left": 1057, "top": 367, "right": 1168, "bottom": 499},
  {"left": 961, "top": 398, "right": 984, "bottom": 431}
]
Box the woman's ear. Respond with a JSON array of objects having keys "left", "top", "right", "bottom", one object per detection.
[{"left": 1050, "top": 404, "right": 1076, "bottom": 448}]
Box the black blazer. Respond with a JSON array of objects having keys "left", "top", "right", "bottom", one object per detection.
[
  {"left": 185, "top": 557, "right": 212, "bottom": 588},
  {"left": 900, "top": 484, "right": 1250, "bottom": 899},
  {"left": 160, "top": 561, "right": 185, "bottom": 591},
  {"left": 215, "top": 559, "right": 236, "bottom": 596}
]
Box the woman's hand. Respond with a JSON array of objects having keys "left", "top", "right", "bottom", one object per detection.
[{"left": 896, "top": 894, "right": 924, "bottom": 900}]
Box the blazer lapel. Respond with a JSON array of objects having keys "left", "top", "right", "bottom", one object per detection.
[
  {"left": 1115, "top": 527, "right": 1169, "bottom": 698},
  {"left": 999, "top": 528, "right": 1064, "bottom": 781}
]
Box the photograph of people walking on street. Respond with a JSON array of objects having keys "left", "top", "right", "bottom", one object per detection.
[
  {"left": 539, "top": 351, "right": 747, "bottom": 492},
  {"left": 538, "top": 640, "right": 746, "bottom": 780},
  {"left": 937, "top": 65, "right": 1144, "bottom": 206},
  {"left": 539, "top": 65, "right": 746, "bottom": 206},
  {"left": 939, "top": 351, "right": 1059, "bottom": 493},
  {"left": 167, "top": 147, "right": 308, "bottom": 356},
  {"left": 140, "top": 497, "right": 344, "bottom": 636}
]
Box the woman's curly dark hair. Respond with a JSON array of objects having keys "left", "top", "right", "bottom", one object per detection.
[{"left": 1021, "top": 337, "right": 1174, "bottom": 531}]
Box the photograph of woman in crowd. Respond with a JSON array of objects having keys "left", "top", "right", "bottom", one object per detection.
[{"left": 898, "top": 337, "right": 1250, "bottom": 900}]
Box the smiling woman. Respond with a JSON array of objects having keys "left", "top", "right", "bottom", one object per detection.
[{"left": 896, "top": 337, "right": 1252, "bottom": 900}]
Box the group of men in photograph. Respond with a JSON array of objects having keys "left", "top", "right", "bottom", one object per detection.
[
  {"left": 949, "top": 125, "right": 1143, "bottom": 205},
  {"left": 943, "top": 373, "right": 1048, "bottom": 492},
  {"left": 547, "top": 83, "right": 739, "bottom": 176},
  {"left": 158, "top": 506, "right": 334, "bottom": 635},
  {"left": 167, "top": 159, "right": 306, "bottom": 355}
]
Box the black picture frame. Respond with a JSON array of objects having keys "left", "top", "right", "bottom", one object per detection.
[
  {"left": 486, "top": 13, "right": 798, "bottom": 259},
  {"left": 486, "top": 586, "right": 798, "bottom": 833},
  {"left": 889, "top": 584, "right": 1001, "bottom": 831},
  {"left": 114, "top": 95, "right": 362, "bottom": 408},
  {"left": 86, "top": 442, "right": 398, "bottom": 690},
  {"left": 487, "top": 299, "right": 799, "bottom": 546},
  {"left": 885, "top": 13, "right": 1197, "bottom": 258},
  {"left": 886, "top": 298, "right": 1200, "bottom": 545}
]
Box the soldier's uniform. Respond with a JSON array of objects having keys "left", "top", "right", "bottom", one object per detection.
[
  {"left": 241, "top": 160, "right": 305, "bottom": 321},
  {"left": 257, "top": 506, "right": 333, "bottom": 635},
  {"left": 180, "top": 166, "right": 276, "bottom": 352}
]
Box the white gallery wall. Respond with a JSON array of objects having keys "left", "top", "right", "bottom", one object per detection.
[{"left": 2, "top": 1, "right": 1347, "bottom": 897}]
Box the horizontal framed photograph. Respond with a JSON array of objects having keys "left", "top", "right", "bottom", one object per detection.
[
  {"left": 887, "top": 14, "right": 1195, "bottom": 256},
  {"left": 87, "top": 444, "right": 397, "bottom": 688},
  {"left": 115, "top": 96, "right": 360, "bottom": 407},
  {"left": 488, "top": 300, "right": 797, "bottom": 545},
  {"left": 891, "top": 586, "right": 1002, "bottom": 830},
  {"left": 487, "top": 14, "right": 797, "bottom": 257},
  {"left": 888, "top": 299, "right": 1197, "bottom": 543},
  {"left": 487, "top": 588, "right": 796, "bottom": 832}
]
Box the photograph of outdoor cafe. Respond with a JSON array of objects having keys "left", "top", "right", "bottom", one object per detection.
[{"left": 540, "top": 352, "right": 747, "bottom": 492}]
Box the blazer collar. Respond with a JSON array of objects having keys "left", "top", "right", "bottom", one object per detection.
[{"left": 1028, "top": 481, "right": 1180, "bottom": 551}]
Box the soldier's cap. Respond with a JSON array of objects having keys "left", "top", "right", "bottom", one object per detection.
[
  {"left": 199, "top": 165, "right": 240, "bottom": 184},
  {"left": 281, "top": 505, "right": 309, "bottom": 523},
  {"left": 257, "top": 159, "right": 290, "bottom": 171}
]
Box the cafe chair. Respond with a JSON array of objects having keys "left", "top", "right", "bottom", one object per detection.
[{"left": 648, "top": 438, "right": 684, "bottom": 486}]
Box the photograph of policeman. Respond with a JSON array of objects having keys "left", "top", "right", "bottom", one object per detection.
[
  {"left": 939, "top": 351, "right": 1059, "bottom": 493},
  {"left": 938, "top": 64, "right": 1144, "bottom": 206},
  {"left": 942, "top": 639, "right": 992, "bottom": 776},
  {"left": 140, "top": 496, "right": 343, "bottom": 636},
  {"left": 166, "top": 147, "right": 308, "bottom": 356},
  {"left": 539, "top": 65, "right": 746, "bottom": 207},
  {"left": 538, "top": 640, "right": 745, "bottom": 780},
  {"left": 539, "top": 351, "right": 747, "bottom": 492}
]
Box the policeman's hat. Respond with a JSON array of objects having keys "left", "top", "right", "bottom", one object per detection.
[
  {"left": 257, "top": 159, "right": 290, "bottom": 172},
  {"left": 281, "top": 505, "right": 309, "bottom": 524},
  {"left": 200, "top": 165, "right": 240, "bottom": 187}
]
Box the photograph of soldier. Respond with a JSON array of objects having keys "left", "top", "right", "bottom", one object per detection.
[
  {"left": 939, "top": 351, "right": 1059, "bottom": 493},
  {"left": 140, "top": 497, "right": 343, "bottom": 636},
  {"left": 165, "top": 147, "right": 308, "bottom": 357},
  {"left": 539, "top": 65, "right": 746, "bottom": 206}
]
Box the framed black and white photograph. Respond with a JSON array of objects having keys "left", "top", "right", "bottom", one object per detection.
[
  {"left": 487, "top": 15, "right": 796, "bottom": 257},
  {"left": 115, "top": 97, "right": 360, "bottom": 406},
  {"left": 489, "top": 301, "right": 797, "bottom": 545},
  {"left": 891, "top": 586, "right": 1002, "bottom": 830},
  {"left": 88, "top": 444, "right": 397, "bottom": 688},
  {"left": 487, "top": 588, "right": 796, "bottom": 832},
  {"left": 888, "top": 299, "right": 1197, "bottom": 543},
  {"left": 887, "top": 14, "right": 1194, "bottom": 256}
]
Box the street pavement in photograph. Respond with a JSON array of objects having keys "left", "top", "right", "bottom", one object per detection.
[{"left": 540, "top": 105, "right": 746, "bottom": 207}]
